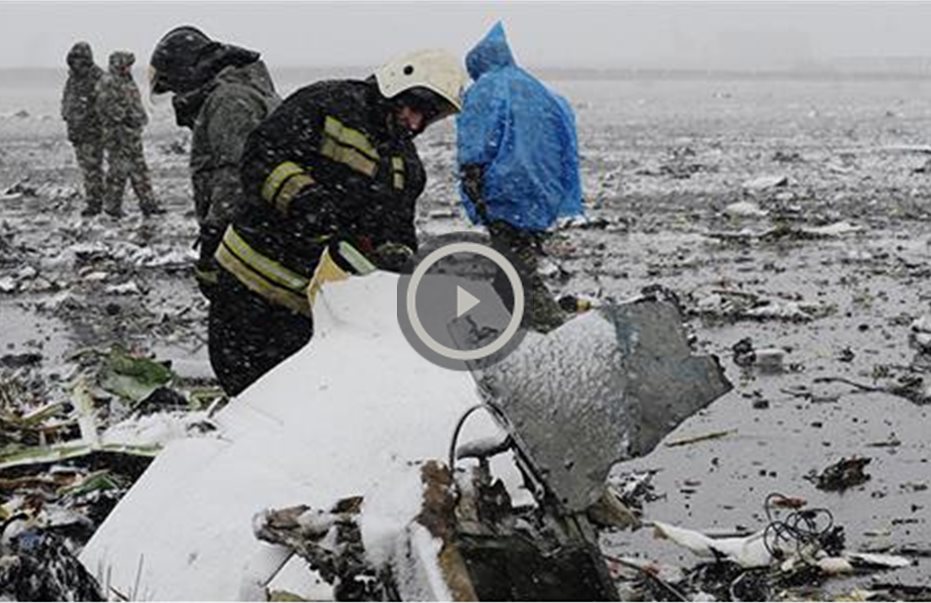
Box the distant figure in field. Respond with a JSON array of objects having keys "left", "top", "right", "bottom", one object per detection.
[
  {"left": 61, "top": 42, "right": 105, "bottom": 216},
  {"left": 96, "top": 51, "right": 163, "bottom": 218},
  {"left": 457, "top": 22, "right": 583, "bottom": 333}
]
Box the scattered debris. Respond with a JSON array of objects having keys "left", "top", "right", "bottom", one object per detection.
[
  {"left": 0, "top": 352, "right": 42, "bottom": 368},
  {"left": 807, "top": 457, "right": 872, "bottom": 492},
  {"left": 0, "top": 519, "right": 103, "bottom": 601},
  {"left": 731, "top": 337, "right": 785, "bottom": 372},
  {"left": 158, "top": 137, "right": 188, "bottom": 156},
  {"left": 732, "top": 337, "right": 755, "bottom": 367},
  {"left": 772, "top": 150, "right": 804, "bottom": 163},
  {"left": 724, "top": 201, "right": 769, "bottom": 218},
  {"left": 743, "top": 174, "right": 788, "bottom": 190},
  {"left": 665, "top": 429, "right": 735, "bottom": 448},
  {"left": 3, "top": 69, "right": 931, "bottom": 601},
  {"left": 99, "top": 346, "right": 175, "bottom": 404},
  {"left": 693, "top": 289, "right": 828, "bottom": 323},
  {"left": 705, "top": 221, "right": 864, "bottom": 244},
  {"left": 557, "top": 214, "right": 630, "bottom": 232},
  {"left": 814, "top": 374, "right": 931, "bottom": 405},
  {"left": 908, "top": 315, "right": 931, "bottom": 353},
  {"left": 103, "top": 281, "right": 141, "bottom": 296},
  {"left": 838, "top": 347, "right": 855, "bottom": 362},
  {"left": 653, "top": 520, "right": 774, "bottom": 568},
  {"left": 639, "top": 495, "right": 911, "bottom": 601}
]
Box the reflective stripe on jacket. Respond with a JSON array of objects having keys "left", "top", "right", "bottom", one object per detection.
[
  {"left": 220, "top": 79, "right": 425, "bottom": 311},
  {"left": 215, "top": 225, "right": 311, "bottom": 316}
]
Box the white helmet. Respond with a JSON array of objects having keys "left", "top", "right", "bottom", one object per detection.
[{"left": 374, "top": 49, "right": 467, "bottom": 112}]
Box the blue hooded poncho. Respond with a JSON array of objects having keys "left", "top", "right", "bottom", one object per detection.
[{"left": 457, "top": 22, "right": 583, "bottom": 232}]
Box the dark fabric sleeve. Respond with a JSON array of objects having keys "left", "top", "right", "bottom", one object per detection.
[
  {"left": 61, "top": 76, "right": 72, "bottom": 121},
  {"left": 239, "top": 93, "right": 346, "bottom": 238},
  {"left": 202, "top": 92, "right": 267, "bottom": 228}
]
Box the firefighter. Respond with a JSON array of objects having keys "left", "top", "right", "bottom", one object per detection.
[
  {"left": 209, "top": 49, "right": 466, "bottom": 395},
  {"left": 148, "top": 26, "right": 281, "bottom": 299}
]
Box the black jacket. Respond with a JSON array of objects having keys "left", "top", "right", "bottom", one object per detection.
[{"left": 231, "top": 78, "right": 425, "bottom": 281}]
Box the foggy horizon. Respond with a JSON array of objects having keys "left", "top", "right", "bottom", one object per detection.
[{"left": 4, "top": 1, "right": 931, "bottom": 72}]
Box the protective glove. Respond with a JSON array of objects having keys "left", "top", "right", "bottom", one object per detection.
[
  {"left": 307, "top": 239, "right": 376, "bottom": 305},
  {"left": 194, "top": 261, "right": 219, "bottom": 300},
  {"left": 193, "top": 224, "right": 223, "bottom": 301},
  {"left": 371, "top": 242, "right": 414, "bottom": 273},
  {"left": 328, "top": 239, "right": 377, "bottom": 275},
  {"left": 462, "top": 163, "right": 489, "bottom": 223}
]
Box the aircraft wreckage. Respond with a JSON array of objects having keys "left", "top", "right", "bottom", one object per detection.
[{"left": 79, "top": 265, "right": 731, "bottom": 600}]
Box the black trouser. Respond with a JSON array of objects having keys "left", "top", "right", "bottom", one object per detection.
[
  {"left": 208, "top": 272, "right": 313, "bottom": 396},
  {"left": 487, "top": 220, "right": 566, "bottom": 333}
]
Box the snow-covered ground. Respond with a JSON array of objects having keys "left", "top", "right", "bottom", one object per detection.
[{"left": 2, "top": 69, "right": 931, "bottom": 596}]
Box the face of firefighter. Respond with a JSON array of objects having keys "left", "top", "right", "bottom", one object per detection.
[{"left": 394, "top": 104, "right": 427, "bottom": 136}]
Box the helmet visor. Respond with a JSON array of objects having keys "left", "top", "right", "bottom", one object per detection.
[
  {"left": 400, "top": 87, "right": 457, "bottom": 127},
  {"left": 148, "top": 65, "right": 171, "bottom": 96}
]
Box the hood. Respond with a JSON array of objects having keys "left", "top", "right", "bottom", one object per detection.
[
  {"left": 191, "top": 44, "right": 260, "bottom": 90},
  {"left": 170, "top": 58, "right": 275, "bottom": 129},
  {"left": 109, "top": 51, "right": 135, "bottom": 73},
  {"left": 209, "top": 50, "right": 271, "bottom": 94},
  {"left": 66, "top": 42, "right": 94, "bottom": 71},
  {"left": 167, "top": 43, "right": 261, "bottom": 95},
  {"left": 465, "top": 22, "right": 516, "bottom": 81}
]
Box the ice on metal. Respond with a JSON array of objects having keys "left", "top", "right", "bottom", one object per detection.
[{"left": 480, "top": 298, "right": 732, "bottom": 512}]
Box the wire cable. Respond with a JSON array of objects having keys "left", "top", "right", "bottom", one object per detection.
[
  {"left": 761, "top": 492, "right": 835, "bottom": 563},
  {"left": 447, "top": 403, "right": 496, "bottom": 472}
]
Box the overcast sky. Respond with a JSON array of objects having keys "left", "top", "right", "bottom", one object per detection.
[{"left": 3, "top": 1, "right": 931, "bottom": 70}]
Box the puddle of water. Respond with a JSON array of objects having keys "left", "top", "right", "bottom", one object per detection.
[{"left": 0, "top": 299, "right": 74, "bottom": 372}]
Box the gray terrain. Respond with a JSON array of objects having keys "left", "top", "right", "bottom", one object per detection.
[{"left": 1, "top": 70, "right": 930, "bottom": 599}]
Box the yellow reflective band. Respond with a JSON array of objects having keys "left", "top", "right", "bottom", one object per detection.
[
  {"left": 275, "top": 173, "right": 315, "bottom": 213},
  {"left": 307, "top": 246, "right": 350, "bottom": 306},
  {"left": 323, "top": 116, "right": 377, "bottom": 159},
  {"left": 216, "top": 243, "right": 310, "bottom": 317},
  {"left": 193, "top": 265, "right": 218, "bottom": 285},
  {"left": 337, "top": 241, "right": 376, "bottom": 275},
  {"left": 391, "top": 156, "right": 405, "bottom": 189},
  {"left": 320, "top": 138, "right": 377, "bottom": 177},
  {"left": 261, "top": 161, "right": 305, "bottom": 204},
  {"left": 220, "top": 227, "right": 308, "bottom": 293}
]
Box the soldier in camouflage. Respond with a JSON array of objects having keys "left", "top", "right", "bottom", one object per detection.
[
  {"left": 97, "top": 51, "right": 164, "bottom": 218},
  {"left": 149, "top": 26, "right": 280, "bottom": 297},
  {"left": 60, "top": 42, "right": 105, "bottom": 216}
]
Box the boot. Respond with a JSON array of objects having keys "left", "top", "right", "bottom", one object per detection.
[
  {"left": 140, "top": 202, "right": 167, "bottom": 217},
  {"left": 103, "top": 191, "right": 123, "bottom": 218}
]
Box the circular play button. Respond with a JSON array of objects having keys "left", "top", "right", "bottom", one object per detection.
[
  {"left": 456, "top": 285, "right": 481, "bottom": 318},
  {"left": 397, "top": 232, "right": 528, "bottom": 370}
]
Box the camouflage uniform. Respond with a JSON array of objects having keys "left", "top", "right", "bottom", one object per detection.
[
  {"left": 487, "top": 220, "right": 567, "bottom": 333},
  {"left": 60, "top": 42, "right": 105, "bottom": 215},
  {"left": 150, "top": 27, "right": 280, "bottom": 297},
  {"left": 177, "top": 59, "right": 279, "bottom": 293},
  {"left": 97, "top": 51, "right": 161, "bottom": 217}
]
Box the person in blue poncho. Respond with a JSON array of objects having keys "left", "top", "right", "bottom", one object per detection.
[{"left": 457, "top": 22, "right": 583, "bottom": 333}]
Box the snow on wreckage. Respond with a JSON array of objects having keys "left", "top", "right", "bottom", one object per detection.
[{"left": 78, "top": 262, "right": 733, "bottom": 600}]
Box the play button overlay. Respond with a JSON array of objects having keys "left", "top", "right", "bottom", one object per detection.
[
  {"left": 457, "top": 286, "right": 480, "bottom": 318},
  {"left": 397, "top": 232, "right": 528, "bottom": 370}
]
